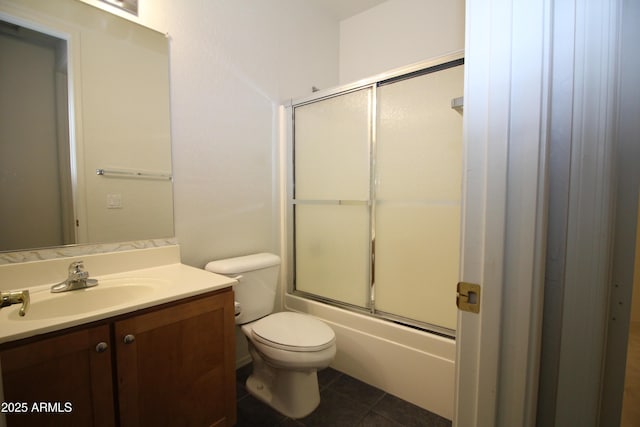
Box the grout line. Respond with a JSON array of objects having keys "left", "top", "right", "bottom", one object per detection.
[
  {"left": 369, "top": 392, "right": 387, "bottom": 411},
  {"left": 322, "top": 371, "right": 343, "bottom": 390}
]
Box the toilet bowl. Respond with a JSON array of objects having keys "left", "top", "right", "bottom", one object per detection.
[
  {"left": 241, "top": 312, "right": 336, "bottom": 418},
  {"left": 243, "top": 312, "right": 336, "bottom": 369},
  {"left": 205, "top": 253, "right": 336, "bottom": 419}
]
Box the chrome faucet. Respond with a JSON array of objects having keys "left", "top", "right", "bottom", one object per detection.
[
  {"left": 51, "top": 260, "right": 98, "bottom": 293},
  {"left": 0, "top": 289, "right": 30, "bottom": 316}
]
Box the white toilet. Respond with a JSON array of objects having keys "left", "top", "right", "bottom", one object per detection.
[{"left": 205, "top": 253, "right": 336, "bottom": 419}]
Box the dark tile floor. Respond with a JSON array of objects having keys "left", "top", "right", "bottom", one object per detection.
[{"left": 235, "top": 364, "right": 452, "bottom": 427}]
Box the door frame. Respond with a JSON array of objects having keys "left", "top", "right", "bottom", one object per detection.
[
  {"left": 454, "top": 0, "right": 552, "bottom": 425},
  {"left": 456, "top": 0, "right": 627, "bottom": 426},
  {"left": 600, "top": 0, "right": 640, "bottom": 424}
]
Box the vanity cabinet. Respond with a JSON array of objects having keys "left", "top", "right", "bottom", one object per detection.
[
  {"left": 0, "top": 324, "right": 115, "bottom": 427},
  {"left": 115, "top": 289, "right": 236, "bottom": 426},
  {"left": 0, "top": 288, "right": 236, "bottom": 427}
]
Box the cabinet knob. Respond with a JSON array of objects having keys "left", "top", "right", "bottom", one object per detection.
[
  {"left": 123, "top": 334, "right": 136, "bottom": 344},
  {"left": 95, "top": 342, "right": 108, "bottom": 353}
]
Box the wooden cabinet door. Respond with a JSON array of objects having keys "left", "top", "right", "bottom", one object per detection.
[
  {"left": 0, "top": 324, "right": 115, "bottom": 427},
  {"left": 115, "top": 289, "right": 236, "bottom": 427}
]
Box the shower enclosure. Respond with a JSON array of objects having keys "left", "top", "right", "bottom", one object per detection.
[{"left": 287, "top": 54, "right": 464, "bottom": 336}]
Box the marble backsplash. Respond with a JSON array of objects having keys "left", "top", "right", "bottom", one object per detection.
[{"left": 0, "top": 238, "right": 178, "bottom": 265}]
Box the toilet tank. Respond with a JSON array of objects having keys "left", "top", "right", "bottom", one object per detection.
[{"left": 205, "top": 253, "right": 281, "bottom": 324}]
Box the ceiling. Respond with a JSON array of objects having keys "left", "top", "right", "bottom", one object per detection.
[{"left": 307, "top": 0, "right": 388, "bottom": 20}]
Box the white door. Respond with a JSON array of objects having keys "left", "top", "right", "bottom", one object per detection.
[{"left": 454, "top": 0, "right": 550, "bottom": 425}]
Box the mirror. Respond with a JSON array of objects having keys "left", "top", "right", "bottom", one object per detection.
[{"left": 0, "top": 0, "right": 173, "bottom": 253}]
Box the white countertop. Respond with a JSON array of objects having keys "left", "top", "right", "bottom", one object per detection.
[{"left": 0, "top": 263, "right": 235, "bottom": 345}]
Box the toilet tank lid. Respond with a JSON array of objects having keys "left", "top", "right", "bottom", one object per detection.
[{"left": 205, "top": 252, "right": 281, "bottom": 274}]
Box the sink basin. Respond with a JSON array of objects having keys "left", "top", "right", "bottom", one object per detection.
[{"left": 9, "top": 278, "right": 163, "bottom": 321}]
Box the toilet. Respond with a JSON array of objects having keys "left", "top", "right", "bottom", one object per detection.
[{"left": 205, "top": 253, "right": 336, "bottom": 419}]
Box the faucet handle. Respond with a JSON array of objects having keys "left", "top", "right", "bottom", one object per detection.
[
  {"left": 0, "top": 290, "right": 29, "bottom": 316},
  {"left": 18, "top": 290, "right": 29, "bottom": 317},
  {"left": 69, "top": 260, "right": 89, "bottom": 280},
  {"left": 69, "top": 260, "right": 85, "bottom": 272}
]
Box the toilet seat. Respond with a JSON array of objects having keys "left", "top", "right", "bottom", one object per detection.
[{"left": 251, "top": 312, "right": 335, "bottom": 352}]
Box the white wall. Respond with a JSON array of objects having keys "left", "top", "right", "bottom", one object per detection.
[
  {"left": 339, "top": 0, "right": 465, "bottom": 84},
  {"left": 131, "top": 0, "right": 340, "bottom": 269}
]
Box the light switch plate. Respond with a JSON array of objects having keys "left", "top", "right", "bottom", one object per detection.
[{"left": 107, "top": 193, "right": 122, "bottom": 209}]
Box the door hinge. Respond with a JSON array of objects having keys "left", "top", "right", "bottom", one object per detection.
[{"left": 457, "top": 282, "right": 481, "bottom": 314}]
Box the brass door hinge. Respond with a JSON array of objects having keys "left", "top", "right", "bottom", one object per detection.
[{"left": 457, "top": 282, "right": 481, "bottom": 314}]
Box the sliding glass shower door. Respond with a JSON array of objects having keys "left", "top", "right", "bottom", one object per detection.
[
  {"left": 293, "top": 88, "right": 373, "bottom": 309},
  {"left": 374, "top": 65, "right": 464, "bottom": 331},
  {"left": 290, "top": 57, "right": 464, "bottom": 334}
]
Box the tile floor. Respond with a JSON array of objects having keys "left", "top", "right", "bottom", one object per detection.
[{"left": 235, "top": 364, "right": 452, "bottom": 427}]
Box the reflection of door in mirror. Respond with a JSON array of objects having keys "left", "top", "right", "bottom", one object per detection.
[{"left": 0, "top": 21, "right": 75, "bottom": 251}]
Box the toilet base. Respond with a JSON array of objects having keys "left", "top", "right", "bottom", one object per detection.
[{"left": 245, "top": 349, "right": 321, "bottom": 419}]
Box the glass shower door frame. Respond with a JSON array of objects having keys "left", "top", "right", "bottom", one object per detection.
[
  {"left": 286, "top": 52, "right": 464, "bottom": 338},
  {"left": 289, "top": 84, "right": 376, "bottom": 313}
]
